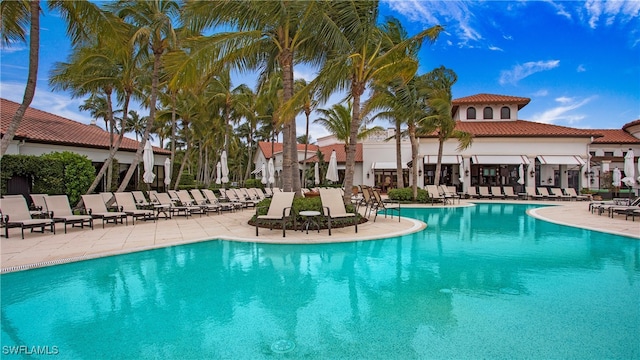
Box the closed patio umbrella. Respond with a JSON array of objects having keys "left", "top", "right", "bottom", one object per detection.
[
  {"left": 612, "top": 167, "right": 622, "bottom": 187},
  {"left": 216, "top": 162, "right": 221, "bottom": 185},
  {"left": 268, "top": 158, "right": 275, "bottom": 185},
  {"left": 621, "top": 149, "right": 635, "bottom": 187},
  {"left": 326, "top": 150, "right": 338, "bottom": 183},
  {"left": 221, "top": 150, "right": 229, "bottom": 183},
  {"left": 314, "top": 162, "right": 320, "bottom": 185},
  {"left": 164, "top": 158, "right": 171, "bottom": 187},
  {"left": 142, "top": 141, "right": 155, "bottom": 183},
  {"left": 261, "top": 163, "right": 267, "bottom": 184},
  {"left": 458, "top": 160, "right": 464, "bottom": 183},
  {"left": 517, "top": 164, "right": 525, "bottom": 185}
]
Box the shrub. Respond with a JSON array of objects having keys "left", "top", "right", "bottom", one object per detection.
[
  {"left": 40, "top": 152, "right": 94, "bottom": 205},
  {"left": 388, "top": 188, "right": 429, "bottom": 203},
  {"left": 244, "top": 178, "right": 264, "bottom": 189}
]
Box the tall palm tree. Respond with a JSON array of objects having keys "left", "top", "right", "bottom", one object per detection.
[
  {"left": 314, "top": 2, "right": 442, "bottom": 202},
  {"left": 110, "top": 0, "right": 179, "bottom": 192},
  {"left": 0, "top": 0, "right": 123, "bottom": 157},
  {"left": 420, "top": 67, "right": 473, "bottom": 186},
  {"left": 294, "top": 78, "right": 318, "bottom": 187},
  {"left": 124, "top": 110, "right": 147, "bottom": 142},
  {"left": 172, "top": 0, "right": 337, "bottom": 195}
]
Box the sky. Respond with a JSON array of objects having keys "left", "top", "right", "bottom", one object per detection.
[{"left": 1, "top": 0, "right": 639, "bottom": 144}]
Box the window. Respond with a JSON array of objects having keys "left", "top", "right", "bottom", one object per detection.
[
  {"left": 483, "top": 107, "right": 493, "bottom": 119},
  {"left": 466, "top": 107, "right": 476, "bottom": 119},
  {"left": 604, "top": 151, "right": 614, "bottom": 157},
  {"left": 500, "top": 106, "right": 510, "bottom": 119}
]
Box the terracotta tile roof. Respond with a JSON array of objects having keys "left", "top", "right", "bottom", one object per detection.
[
  {"left": 257, "top": 141, "right": 320, "bottom": 158},
  {"left": 306, "top": 143, "right": 363, "bottom": 163},
  {"left": 590, "top": 129, "right": 640, "bottom": 144},
  {"left": 622, "top": 119, "right": 640, "bottom": 130},
  {"left": 418, "top": 120, "right": 602, "bottom": 139},
  {"left": 1, "top": 98, "right": 169, "bottom": 154},
  {"left": 452, "top": 93, "right": 531, "bottom": 109}
]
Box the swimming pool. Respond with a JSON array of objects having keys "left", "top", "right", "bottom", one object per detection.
[{"left": 1, "top": 204, "right": 638, "bottom": 359}]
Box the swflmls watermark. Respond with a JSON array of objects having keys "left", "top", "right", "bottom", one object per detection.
[{"left": 2, "top": 345, "right": 59, "bottom": 356}]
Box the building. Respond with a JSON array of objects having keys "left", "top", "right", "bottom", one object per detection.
[{"left": 1, "top": 98, "right": 170, "bottom": 192}]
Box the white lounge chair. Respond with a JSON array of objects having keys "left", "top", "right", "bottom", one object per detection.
[
  {"left": 113, "top": 192, "right": 156, "bottom": 224},
  {"left": 502, "top": 187, "right": 519, "bottom": 200},
  {"left": 255, "top": 192, "right": 295, "bottom": 237},
  {"left": 550, "top": 188, "right": 571, "bottom": 201},
  {"left": 201, "top": 189, "right": 237, "bottom": 212},
  {"left": 319, "top": 188, "right": 358, "bottom": 235},
  {"left": 0, "top": 196, "right": 55, "bottom": 238},
  {"left": 189, "top": 189, "right": 221, "bottom": 214},
  {"left": 82, "top": 194, "right": 128, "bottom": 228},
  {"left": 491, "top": 186, "right": 505, "bottom": 199},
  {"left": 45, "top": 194, "right": 94, "bottom": 233}
]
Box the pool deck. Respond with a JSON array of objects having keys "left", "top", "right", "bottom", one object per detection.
[{"left": 1, "top": 200, "right": 638, "bottom": 273}]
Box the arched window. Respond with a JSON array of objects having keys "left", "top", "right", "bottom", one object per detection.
[
  {"left": 483, "top": 107, "right": 493, "bottom": 119},
  {"left": 500, "top": 106, "right": 510, "bottom": 119},
  {"left": 466, "top": 107, "right": 476, "bottom": 119}
]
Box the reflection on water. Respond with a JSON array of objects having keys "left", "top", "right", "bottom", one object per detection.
[{"left": 2, "top": 204, "right": 639, "bottom": 359}]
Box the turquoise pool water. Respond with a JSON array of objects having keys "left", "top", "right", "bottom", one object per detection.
[{"left": 1, "top": 204, "right": 639, "bottom": 359}]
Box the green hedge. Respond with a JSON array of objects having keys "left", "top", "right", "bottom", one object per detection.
[
  {"left": 252, "top": 196, "right": 360, "bottom": 230},
  {"left": 387, "top": 188, "right": 429, "bottom": 203}
]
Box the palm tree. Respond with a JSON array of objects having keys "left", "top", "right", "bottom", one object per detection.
[
  {"left": 420, "top": 67, "right": 473, "bottom": 186},
  {"left": 315, "top": 102, "right": 383, "bottom": 152},
  {"left": 0, "top": 0, "right": 122, "bottom": 157},
  {"left": 124, "top": 110, "right": 147, "bottom": 142},
  {"left": 313, "top": 2, "right": 442, "bottom": 202},
  {"left": 110, "top": 0, "right": 180, "bottom": 192},
  {"left": 294, "top": 78, "right": 318, "bottom": 187},
  {"left": 172, "top": 0, "right": 337, "bottom": 195}
]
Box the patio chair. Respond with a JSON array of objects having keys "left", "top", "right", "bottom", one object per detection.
[
  {"left": 359, "top": 185, "right": 375, "bottom": 218},
  {"left": 201, "top": 189, "right": 238, "bottom": 212},
  {"left": 426, "top": 185, "right": 447, "bottom": 205},
  {"left": 82, "top": 194, "right": 128, "bottom": 228},
  {"left": 219, "top": 189, "right": 246, "bottom": 208},
  {"left": 255, "top": 191, "right": 295, "bottom": 237},
  {"left": 467, "top": 186, "right": 480, "bottom": 199},
  {"left": 537, "top": 187, "right": 558, "bottom": 200},
  {"left": 30, "top": 193, "right": 49, "bottom": 212},
  {"left": 113, "top": 192, "right": 156, "bottom": 224},
  {"left": 153, "top": 192, "right": 195, "bottom": 217},
  {"left": 264, "top": 188, "right": 274, "bottom": 197},
  {"left": 248, "top": 188, "right": 267, "bottom": 201},
  {"left": 319, "top": 188, "right": 358, "bottom": 235},
  {"left": 175, "top": 190, "right": 206, "bottom": 216},
  {"left": 447, "top": 186, "right": 462, "bottom": 203},
  {"left": 550, "top": 188, "right": 571, "bottom": 201},
  {"left": 100, "top": 192, "right": 118, "bottom": 211},
  {"left": 370, "top": 188, "right": 400, "bottom": 222},
  {"left": 525, "top": 186, "right": 543, "bottom": 200},
  {"left": 564, "top": 188, "right": 590, "bottom": 201},
  {"left": 0, "top": 196, "right": 55, "bottom": 239},
  {"left": 478, "top": 186, "right": 492, "bottom": 199},
  {"left": 189, "top": 189, "right": 221, "bottom": 214},
  {"left": 604, "top": 197, "right": 640, "bottom": 218},
  {"left": 45, "top": 195, "right": 94, "bottom": 233},
  {"left": 132, "top": 191, "right": 153, "bottom": 207},
  {"left": 502, "top": 187, "right": 519, "bottom": 200},
  {"left": 441, "top": 185, "right": 461, "bottom": 204},
  {"left": 490, "top": 186, "right": 505, "bottom": 200}
]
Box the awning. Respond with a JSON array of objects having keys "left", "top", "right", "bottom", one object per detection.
[
  {"left": 536, "top": 155, "right": 585, "bottom": 165},
  {"left": 471, "top": 155, "right": 530, "bottom": 165},
  {"left": 372, "top": 162, "right": 408, "bottom": 170},
  {"left": 423, "top": 155, "right": 462, "bottom": 164}
]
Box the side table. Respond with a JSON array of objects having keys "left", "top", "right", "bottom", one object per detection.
[{"left": 299, "top": 210, "right": 321, "bottom": 234}]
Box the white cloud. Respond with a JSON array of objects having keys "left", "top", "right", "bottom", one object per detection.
[
  {"left": 584, "top": 0, "right": 640, "bottom": 29},
  {"left": 576, "top": 64, "right": 587, "bottom": 72},
  {"left": 499, "top": 60, "right": 560, "bottom": 85},
  {"left": 488, "top": 45, "right": 503, "bottom": 51},
  {"left": 533, "top": 89, "right": 549, "bottom": 97},
  {"left": 530, "top": 96, "right": 595, "bottom": 124}
]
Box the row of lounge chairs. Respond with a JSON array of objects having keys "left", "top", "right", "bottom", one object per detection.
[
  {"left": 590, "top": 197, "right": 640, "bottom": 221},
  {"left": 466, "top": 186, "right": 589, "bottom": 201}
]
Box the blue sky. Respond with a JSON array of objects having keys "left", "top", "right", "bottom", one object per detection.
[{"left": 1, "top": 0, "right": 639, "bottom": 142}]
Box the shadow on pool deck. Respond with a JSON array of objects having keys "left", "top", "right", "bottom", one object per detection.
[{"left": 1, "top": 200, "right": 637, "bottom": 272}]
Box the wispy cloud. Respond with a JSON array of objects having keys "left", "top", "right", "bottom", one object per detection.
[
  {"left": 383, "top": 0, "right": 481, "bottom": 47},
  {"left": 488, "top": 45, "right": 503, "bottom": 52},
  {"left": 530, "top": 96, "right": 596, "bottom": 124},
  {"left": 533, "top": 89, "right": 549, "bottom": 97},
  {"left": 576, "top": 64, "right": 587, "bottom": 72},
  {"left": 499, "top": 60, "right": 560, "bottom": 85}
]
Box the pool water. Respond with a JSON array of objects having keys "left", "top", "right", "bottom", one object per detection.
[{"left": 2, "top": 204, "right": 639, "bottom": 359}]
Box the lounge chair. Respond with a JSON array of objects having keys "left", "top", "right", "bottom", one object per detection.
[
  {"left": 45, "top": 195, "right": 94, "bottom": 233},
  {"left": 201, "top": 189, "right": 238, "bottom": 212},
  {"left": 249, "top": 188, "right": 267, "bottom": 201},
  {"left": 189, "top": 189, "right": 221, "bottom": 214},
  {"left": 30, "top": 193, "right": 49, "bottom": 212},
  {"left": 231, "top": 188, "right": 259, "bottom": 207},
  {"left": 502, "top": 187, "right": 519, "bottom": 200},
  {"left": 359, "top": 185, "right": 375, "bottom": 218},
  {"left": 447, "top": 186, "right": 462, "bottom": 203},
  {"left": 604, "top": 197, "right": 640, "bottom": 218},
  {"left": 264, "top": 188, "right": 274, "bottom": 197},
  {"left": 438, "top": 185, "right": 460, "bottom": 204},
  {"left": 491, "top": 186, "right": 505, "bottom": 199},
  {"left": 525, "top": 186, "right": 543, "bottom": 200},
  {"left": 478, "top": 186, "right": 492, "bottom": 199},
  {"left": 100, "top": 192, "right": 118, "bottom": 210},
  {"left": 564, "top": 188, "right": 590, "bottom": 201},
  {"left": 132, "top": 191, "right": 153, "bottom": 207},
  {"left": 82, "top": 194, "right": 128, "bottom": 228},
  {"left": 0, "top": 196, "right": 55, "bottom": 238},
  {"left": 370, "top": 188, "right": 400, "bottom": 222},
  {"left": 426, "top": 185, "right": 447, "bottom": 205},
  {"left": 550, "top": 188, "right": 571, "bottom": 201},
  {"left": 113, "top": 192, "right": 156, "bottom": 224},
  {"left": 537, "top": 187, "right": 558, "bottom": 200},
  {"left": 255, "top": 192, "right": 295, "bottom": 237},
  {"left": 175, "top": 190, "right": 206, "bottom": 216},
  {"left": 153, "top": 192, "right": 196, "bottom": 217},
  {"left": 319, "top": 188, "right": 358, "bottom": 235},
  {"left": 220, "top": 189, "right": 247, "bottom": 208},
  {"left": 467, "top": 186, "right": 480, "bottom": 199}
]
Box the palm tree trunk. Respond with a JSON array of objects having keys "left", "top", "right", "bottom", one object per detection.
[
  {"left": 280, "top": 49, "right": 294, "bottom": 193},
  {"left": 174, "top": 146, "right": 191, "bottom": 191},
  {"left": 434, "top": 135, "right": 445, "bottom": 186},
  {"left": 345, "top": 83, "right": 365, "bottom": 203},
  {"left": 0, "top": 1, "right": 39, "bottom": 157},
  {"left": 408, "top": 121, "right": 418, "bottom": 200},
  {"left": 395, "top": 120, "right": 404, "bottom": 189},
  {"left": 117, "top": 51, "right": 162, "bottom": 192}
]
